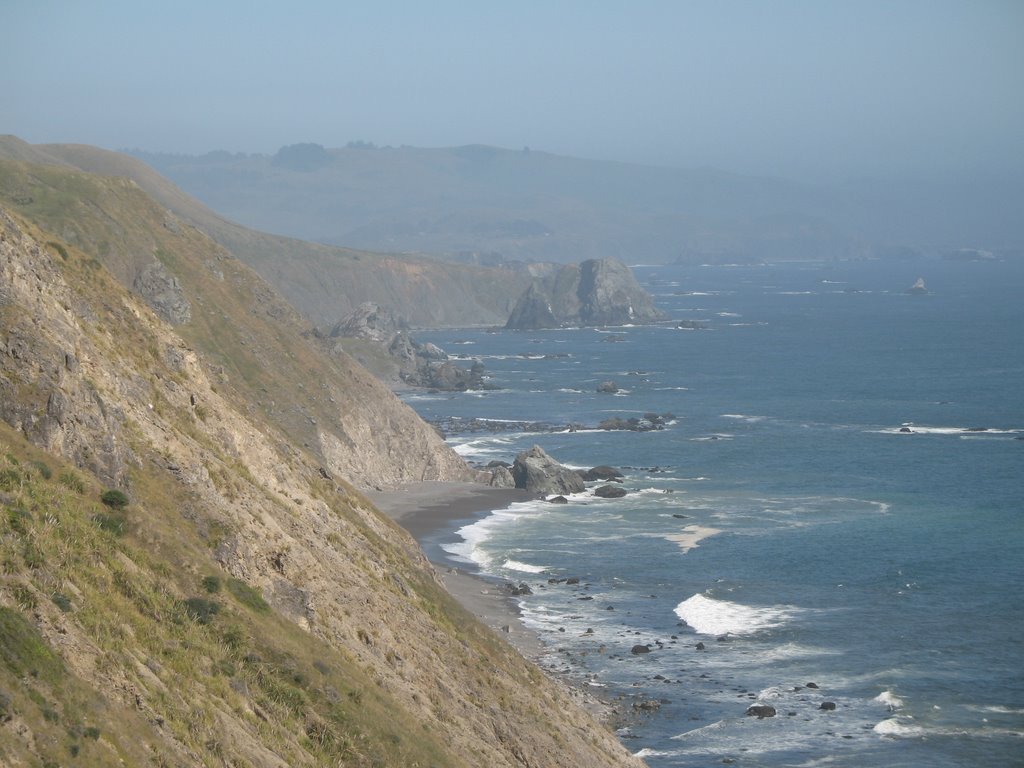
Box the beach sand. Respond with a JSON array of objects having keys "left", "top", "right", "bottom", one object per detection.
[{"left": 367, "top": 482, "right": 543, "bottom": 657}]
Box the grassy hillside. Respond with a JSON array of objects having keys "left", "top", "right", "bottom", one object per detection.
[
  {"left": 0, "top": 155, "right": 469, "bottom": 489},
  {"left": 0, "top": 187, "right": 644, "bottom": 766},
  {"left": 0, "top": 136, "right": 530, "bottom": 329}
]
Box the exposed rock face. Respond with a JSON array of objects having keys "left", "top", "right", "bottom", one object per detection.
[
  {"left": 133, "top": 259, "right": 191, "bottom": 324},
  {"left": 330, "top": 301, "right": 403, "bottom": 342},
  {"left": 506, "top": 258, "right": 667, "bottom": 329},
  {"left": 511, "top": 445, "right": 585, "bottom": 495},
  {"left": 329, "top": 304, "right": 488, "bottom": 391}
]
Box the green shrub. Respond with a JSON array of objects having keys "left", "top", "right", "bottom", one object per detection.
[
  {"left": 92, "top": 512, "right": 126, "bottom": 537},
  {"left": 226, "top": 578, "right": 269, "bottom": 613},
  {"left": 50, "top": 593, "right": 72, "bottom": 613},
  {"left": 83, "top": 726, "right": 101, "bottom": 739},
  {"left": 183, "top": 597, "right": 220, "bottom": 625},
  {"left": 46, "top": 241, "right": 69, "bottom": 261},
  {"left": 201, "top": 575, "right": 222, "bottom": 593},
  {"left": 100, "top": 489, "right": 129, "bottom": 509},
  {"left": 0, "top": 607, "right": 64, "bottom": 682},
  {"left": 0, "top": 469, "right": 22, "bottom": 492},
  {"left": 29, "top": 461, "right": 52, "bottom": 480},
  {"left": 58, "top": 471, "right": 85, "bottom": 494},
  {"left": 5, "top": 507, "right": 32, "bottom": 535}
]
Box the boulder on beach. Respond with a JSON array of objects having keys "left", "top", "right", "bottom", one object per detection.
[
  {"left": 487, "top": 465, "right": 515, "bottom": 488},
  {"left": 511, "top": 445, "right": 585, "bottom": 495}
]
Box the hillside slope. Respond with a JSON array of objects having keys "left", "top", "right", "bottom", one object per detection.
[
  {"left": 0, "top": 136, "right": 530, "bottom": 329},
  {"left": 0, "top": 155, "right": 470, "bottom": 490},
  {"left": 0, "top": 192, "right": 644, "bottom": 766}
]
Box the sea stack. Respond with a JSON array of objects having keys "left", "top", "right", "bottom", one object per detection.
[{"left": 505, "top": 258, "right": 667, "bottom": 329}]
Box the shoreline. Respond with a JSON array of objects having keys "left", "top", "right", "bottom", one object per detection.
[
  {"left": 368, "top": 481, "right": 621, "bottom": 721},
  {"left": 367, "top": 482, "right": 543, "bottom": 657}
]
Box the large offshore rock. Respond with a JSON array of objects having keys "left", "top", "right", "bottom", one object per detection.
[
  {"left": 512, "top": 445, "right": 585, "bottom": 495},
  {"left": 506, "top": 258, "right": 667, "bottom": 329}
]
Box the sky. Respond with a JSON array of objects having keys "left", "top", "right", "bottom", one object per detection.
[{"left": 4, "top": 0, "right": 1023, "bottom": 181}]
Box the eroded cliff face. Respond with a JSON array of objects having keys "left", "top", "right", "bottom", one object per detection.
[
  {"left": 0, "top": 157, "right": 470, "bottom": 490},
  {"left": 0, "top": 202, "right": 645, "bottom": 766}
]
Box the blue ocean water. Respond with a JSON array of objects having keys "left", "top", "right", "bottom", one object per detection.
[{"left": 404, "top": 259, "right": 1024, "bottom": 767}]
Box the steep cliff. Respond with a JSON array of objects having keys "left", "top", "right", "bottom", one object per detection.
[
  {"left": 0, "top": 192, "right": 644, "bottom": 765},
  {"left": 0, "top": 136, "right": 530, "bottom": 329},
  {"left": 506, "top": 258, "right": 668, "bottom": 329},
  {"left": 0, "top": 156, "right": 468, "bottom": 489}
]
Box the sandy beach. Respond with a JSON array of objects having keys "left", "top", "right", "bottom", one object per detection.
[{"left": 367, "top": 482, "right": 545, "bottom": 657}]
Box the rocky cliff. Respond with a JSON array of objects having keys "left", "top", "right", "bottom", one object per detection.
[
  {"left": 506, "top": 258, "right": 668, "bottom": 329},
  {"left": 0, "top": 176, "right": 644, "bottom": 765}
]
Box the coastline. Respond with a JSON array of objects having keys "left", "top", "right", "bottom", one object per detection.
[
  {"left": 368, "top": 481, "right": 621, "bottom": 721},
  {"left": 367, "top": 481, "right": 542, "bottom": 656}
]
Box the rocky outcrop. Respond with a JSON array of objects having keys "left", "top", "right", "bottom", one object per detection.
[
  {"left": 329, "top": 301, "right": 404, "bottom": 342},
  {"left": 506, "top": 258, "right": 667, "bottom": 329},
  {"left": 328, "top": 304, "right": 489, "bottom": 390},
  {"left": 511, "top": 445, "right": 585, "bottom": 495},
  {"left": 133, "top": 259, "right": 191, "bottom": 324}
]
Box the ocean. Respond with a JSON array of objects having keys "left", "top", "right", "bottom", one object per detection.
[{"left": 402, "top": 258, "right": 1024, "bottom": 767}]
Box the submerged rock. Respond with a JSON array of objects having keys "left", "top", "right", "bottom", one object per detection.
[
  {"left": 907, "top": 277, "right": 928, "bottom": 294},
  {"left": 582, "top": 465, "right": 624, "bottom": 481}
]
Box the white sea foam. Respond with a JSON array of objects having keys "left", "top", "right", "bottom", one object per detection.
[
  {"left": 442, "top": 502, "right": 548, "bottom": 570},
  {"left": 873, "top": 717, "right": 924, "bottom": 737},
  {"left": 502, "top": 559, "right": 548, "bottom": 574},
  {"left": 872, "top": 424, "right": 1021, "bottom": 436},
  {"left": 674, "top": 593, "right": 799, "bottom": 636},
  {"left": 874, "top": 691, "right": 904, "bottom": 710},
  {"left": 665, "top": 525, "right": 721, "bottom": 553},
  {"left": 721, "top": 413, "right": 767, "bottom": 422}
]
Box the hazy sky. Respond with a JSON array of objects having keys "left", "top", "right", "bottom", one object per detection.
[{"left": 5, "top": 0, "right": 1022, "bottom": 180}]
